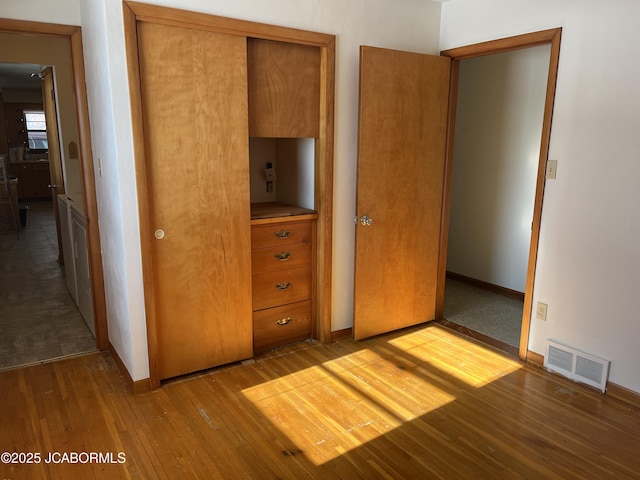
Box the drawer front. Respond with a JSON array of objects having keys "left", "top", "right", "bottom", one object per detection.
[
  {"left": 252, "top": 266, "right": 311, "bottom": 311},
  {"left": 251, "top": 221, "right": 312, "bottom": 249},
  {"left": 252, "top": 242, "right": 311, "bottom": 275},
  {"left": 253, "top": 300, "right": 312, "bottom": 353}
]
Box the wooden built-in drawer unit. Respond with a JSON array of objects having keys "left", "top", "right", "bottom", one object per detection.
[
  {"left": 252, "top": 266, "right": 312, "bottom": 311},
  {"left": 250, "top": 220, "right": 313, "bottom": 249},
  {"left": 251, "top": 242, "right": 312, "bottom": 274},
  {"left": 253, "top": 300, "right": 312, "bottom": 353},
  {"left": 251, "top": 203, "right": 317, "bottom": 353}
]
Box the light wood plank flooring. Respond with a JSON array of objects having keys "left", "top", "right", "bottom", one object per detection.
[{"left": 1, "top": 324, "right": 639, "bottom": 479}]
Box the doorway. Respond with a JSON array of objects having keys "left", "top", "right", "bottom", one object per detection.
[
  {"left": 0, "top": 61, "right": 96, "bottom": 369},
  {"left": 437, "top": 29, "right": 562, "bottom": 360},
  {"left": 0, "top": 19, "right": 108, "bottom": 367},
  {"left": 442, "top": 45, "right": 551, "bottom": 355}
]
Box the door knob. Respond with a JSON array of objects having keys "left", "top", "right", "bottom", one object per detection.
[
  {"left": 154, "top": 229, "right": 165, "bottom": 239},
  {"left": 360, "top": 215, "right": 373, "bottom": 226}
]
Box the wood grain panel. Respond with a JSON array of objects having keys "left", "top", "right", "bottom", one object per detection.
[
  {"left": 252, "top": 266, "right": 312, "bottom": 311},
  {"left": 251, "top": 220, "right": 312, "bottom": 249},
  {"left": 253, "top": 300, "right": 312, "bottom": 352},
  {"left": 354, "top": 47, "right": 450, "bottom": 340},
  {"left": 248, "top": 38, "right": 321, "bottom": 138},
  {"left": 125, "top": 4, "right": 335, "bottom": 384},
  {"left": 251, "top": 242, "right": 312, "bottom": 275},
  {"left": 138, "top": 22, "right": 252, "bottom": 379}
]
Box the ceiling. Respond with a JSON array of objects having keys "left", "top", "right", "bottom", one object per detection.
[{"left": 0, "top": 62, "right": 45, "bottom": 90}]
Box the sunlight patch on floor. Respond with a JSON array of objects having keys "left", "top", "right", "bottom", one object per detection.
[
  {"left": 242, "top": 346, "right": 455, "bottom": 465},
  {"left": 388, "top": 327, "right": 523, "bottom": 387}
]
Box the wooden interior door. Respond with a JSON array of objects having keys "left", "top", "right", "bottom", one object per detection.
[
  {"left": 41, "top": 67, "right": 66, "bottom": 264},
  {"left": 137, "top": 22, "right": 253, "bottom": 379},
  {"left": 354, "top": 46, "right": 450, "bottom": 340}
]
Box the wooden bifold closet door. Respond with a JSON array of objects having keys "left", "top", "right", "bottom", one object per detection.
[{"left": 137, "top": 22, "right": 253, "bottom": 379}]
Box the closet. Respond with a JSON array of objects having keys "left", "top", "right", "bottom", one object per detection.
[{"left": 125, "top": 3, "right": 334, "bottom": 384}]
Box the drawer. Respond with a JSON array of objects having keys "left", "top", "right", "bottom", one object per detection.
[
  {"left": 252, "top": 266, "right": 311, "bottom": 311},
  {"left": 253, "top": 300, "right": 312, "bottom": 353},
  {"left": 252, "top": 242, "right": 312, "bottom": 275},
  {"left": 251, "top": 221, "right": 312, "bottom": 249}
]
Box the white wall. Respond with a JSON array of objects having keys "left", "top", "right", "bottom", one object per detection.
[
  {"left": 79, "top": 0, "right": 149, "bottom": 381},
  {"left": 447, "top": 46, "right": 550, "bottom": 292},
  {"left": 441, "top": 0, "right": 640, "bottom": 393},
  {"left": 0, "top": 0, "right": 81, "bottom": 25},
  {"left": 76, "top": 0, "right": 442, "bottom": 381},
  {"left": 276, "top": 138, "right": 315, "bottom": 210}
]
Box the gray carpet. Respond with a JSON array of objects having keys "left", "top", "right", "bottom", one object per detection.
[
  {"left": 443, "top": 278, "right": 523, "bottom": 347},
  {"left": 0, "top": 201, "right": 96, "bottom": 370}
]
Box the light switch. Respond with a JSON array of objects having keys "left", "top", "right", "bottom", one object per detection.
[{"left": 546, "top": 159, "right": 557, "bottom": 179}]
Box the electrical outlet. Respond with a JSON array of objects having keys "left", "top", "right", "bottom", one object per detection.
[
  {"left": 536, "top": 302, "right": 548, "bottom": 321},
  {"left": 546, "top": 159, "right": 557, "bottom": 179}
]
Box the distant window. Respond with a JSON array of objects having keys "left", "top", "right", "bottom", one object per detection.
[{"left": 24, "top": 110, "right": 48, "bottom": 150}]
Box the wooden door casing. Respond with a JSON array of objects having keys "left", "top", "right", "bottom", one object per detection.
[
  {"left": 137, "top": 22, "right": 253, "bottom": 379},
  {"left": 354, "top": 46, "right": 450, "bottom": 340}
]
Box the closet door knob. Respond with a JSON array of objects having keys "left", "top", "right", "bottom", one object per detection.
[{"left": 154, "top": 229, "right": 165, "bottom": 239}]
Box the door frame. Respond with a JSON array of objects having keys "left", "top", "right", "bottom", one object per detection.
[
  {"left": 123, "top": 2, "right": 335, "bottom": 388},
  {"left": 436, "top": 28, "right": 562, "bottom": 361},
  {"left": 0, "top": 18, "right": 108, "bottom": 350}
]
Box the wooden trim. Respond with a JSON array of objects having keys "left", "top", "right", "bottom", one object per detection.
[
  {"left": 0, "top": 19, "right": 108, "bottom": 352},
  {"left": 250, "top": 213, "right": 318, "bottom": 226},
  {"left": 316, "top": 37, "right": 335, "bottom": 344},
  {"left": 606, "top": 382, "right": 640, "bottom": 410},
  {"left": 125, "top": 1, "right": 334, "bottom": 47},
  {"left": 446, "top": 271, "right": 525, "bottom": 301},
  {"left": 438, "top": 28, "right": 563, "bottom": 362},
  {"left": 0, "top": 18, "right": 78, "bottom": 36},
  {"left": 526, "top": 350, "right": 545, "bottom": 366},
  {"left": 108, "top": 342, "right": 151, "bottom": 394},
  {"left": 441, "top": 28, "right": 560, "bottom": 60},
  {"left": 70, "top": 29, "right": 108, "bottom": 351},
  {"left": 330, "top": 328, "right": 353, "bottom": 342},
  {"left": 124, "top": 3, "right": 335, "bottom": 387},
  {"left": 520, "top": 29, "right": 562, "bottom": 360}
]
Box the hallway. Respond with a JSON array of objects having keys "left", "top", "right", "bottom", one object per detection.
[{"left": 0, "top": 201, "right": 96, "bottom": 370}]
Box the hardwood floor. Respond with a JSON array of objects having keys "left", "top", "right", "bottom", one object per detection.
[{"left": 1, "top": 323, "right": 639, "bottom": 479}]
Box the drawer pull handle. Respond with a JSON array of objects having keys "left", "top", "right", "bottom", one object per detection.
[
  {"left": 275, "top": 317, "right": 292, "bottom": 326},
  {"left": 274, "top": 251, "right": 291, "bottom": 261},
  {"left": 274, "top": 229, "right": 291, "bottom": 239},
  {"left": 275, "top": 282, "right": 291, "bottom": 290}
]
